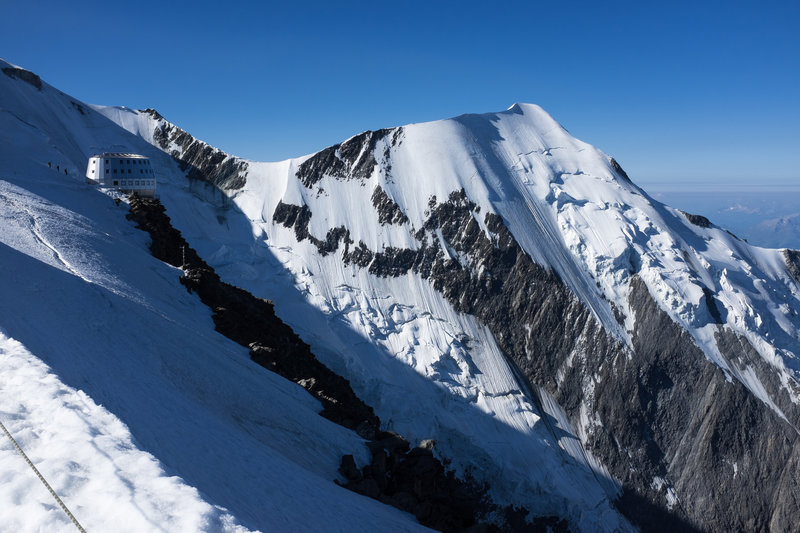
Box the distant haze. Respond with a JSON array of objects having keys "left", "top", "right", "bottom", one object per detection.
[{"left": 650, "top": 189, "right": 800, "bottom": 249}]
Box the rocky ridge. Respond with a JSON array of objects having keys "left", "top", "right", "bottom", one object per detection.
[
  {"left": 2, "top": 66, "right": 42, "bottom": 90},
  {"left": 126, "top": 195, "right": 561, "bottom": 532},
  {"left": 785, "top": 249, "right": 800, "bottom": 284},
  {"left": 140, "top": 108, "right": 248, "bottom": 189},
  {"left": 126, "top": 196, "right": 377, "bottom": 435}
]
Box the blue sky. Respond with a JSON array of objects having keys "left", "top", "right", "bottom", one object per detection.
[{"left": 2, "top": 0, "right": 798, "bottom": 189}]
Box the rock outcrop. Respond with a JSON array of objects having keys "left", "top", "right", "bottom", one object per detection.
[
  {"left": 339, "top": 434, "right": 567, "bottom": 533},
  {"left": 272, "top": 200, "right": 351, "bottom": 256},
  {"left": 140, "top": 108, "right": 248, "bottom": 189},
  {"left": 680, "top": 210, "right": 712, "bottom": 228},
  {"left": 296, "top": 127, "right": 400, "bottom": 187},
  {"left": 785, "top": 249, "right": 800, "bottom": 284},
  {"left": 2, "top": 66, "right": 42, "bottom": 90},
  {"left": 371, "top": 185, "right": 409, "bottom": 226}
]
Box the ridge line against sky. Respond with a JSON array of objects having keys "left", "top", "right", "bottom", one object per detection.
[{"left": 1, "top": 0, "right": 798, "bottom": 189}]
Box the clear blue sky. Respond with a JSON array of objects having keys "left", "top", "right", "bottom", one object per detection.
[{"left": 2, "top": 0, "right": 798, "bottom": 188}]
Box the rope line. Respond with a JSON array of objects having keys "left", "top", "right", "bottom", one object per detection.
[{"left": 0, "top": 418, "right": 86, "bottom": 533}]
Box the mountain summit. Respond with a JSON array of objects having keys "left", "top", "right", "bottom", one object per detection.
[{"left": 2, "top": 58, "right": 800, "bottom": 532}]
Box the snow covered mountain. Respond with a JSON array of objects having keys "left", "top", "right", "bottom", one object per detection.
[
  {"left": 749, "top": 213, "right": 800, "bottom": 250},
  {"left": 0, "top": 60, "right": 436, "bottom": 533},
  {"left": 2, "top": 58, "right": 800, "bottom": 532}
]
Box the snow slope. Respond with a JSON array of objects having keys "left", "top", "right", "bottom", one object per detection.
[
  {"left": 0, "top": 332, "right": 247, "bottom": 533},
  {"left": 0, "top": 59, "right": 431, "bottom": 532},
  {"left": 5, "top": 53, "right": 800, "bottom": 532}
]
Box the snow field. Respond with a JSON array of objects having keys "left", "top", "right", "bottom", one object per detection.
[
  {"left": 0, "top": 332, "right": 250, "bottom": 533},
  {"left": 1, "top": 58, "right": 432, "bottom": 532}
]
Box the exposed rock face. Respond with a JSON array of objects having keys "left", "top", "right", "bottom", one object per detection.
[
  {"left": 296, "top": 127, "right": 401, "bottom": 187},
  {"left": 272, "top": 200, "right": 352, "bottom": 256},
  {"left": 126, "top": 195, "right": 528, "bottom": 532},
  {"left": 70, "top": 100, "right": 86, "bottom": 115},
  {"left": 2, "top": 67, "right": 42, "bottom": 90},
  {"left": 785, "top": 249, "right": 800, "bottom": 283},
  {"left": 339, "top": 435, "right": 568, "bottom": 533},
  {"left": 607, "top": 278, "right": 800, "bottom": 532},
  {"left": 371, "top": 186, "right": 409, "bottom": 225},
  {"left": 680, "top": 210, "right": 712, "bottom": 228},
  {"left": 140, "top": 108, "right": 248, "bottom": 189},
  {"left": 702, "top": 286, "right": 724, "bottom": 324},
  {"left": 272, "top": 201, "right": 313, "bottom": 242},
  {"left": 609, "top": 158, "right": 631, "bottom": 183},
  {"left": 338, "top": 436, "right": 481, "bottom": 532}
]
